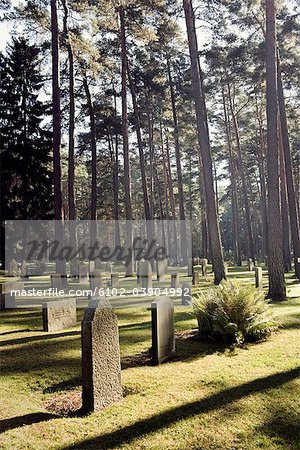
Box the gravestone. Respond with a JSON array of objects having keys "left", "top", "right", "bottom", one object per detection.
[
  {"left": 81, "top": 297, "right": 122, "bottom": 413},
  {"left": 0, "top": 284, "right": 16, "bottom": 310},
  {"left": 248, "top": 258, "right": 254, "bottom": 271},
  {"left": 171, "top": 272, "right": 179, "bottom": 289},
  {"left": 8, "top": 259, "right": 18, "bottom": 277},
  {"left": 90, "top": 270, "right": 103, "bottom": 292},
  {"left": 200, "top": 258, "right": 208, "bottom": 276},
  {"left": 42, "top": 298, "right": 77, "bottom": 332},
  {"left": 140, "top": 261, "right": 152, "bottom": 291},
  {"left": 192, "top": 270, "right": 200, "bottom": 285},
  {"left": 21, "top": 260, "right": 28, "bottom": 280},
  {"left": 156, "top": 258, "right": 167, "bottom": 281},
  {"left": 151, "top": 296, "right": 175, "bottom": 365},
  {"left": 181, "top": 283, "right": 192, "bottom": 306},
  {"left": 111, "top": 273, "right": 119, "bottom": 288},
  {"left": 89, "top": 261, "right": 95, "bottom": 274},
  {"left": 255, "top": 266, "right": 263, "bottom": 290},
  {"left": 224, "top": 262, "right": 228, "bottom": 276},
  {"left": 51, "top": 274, "right": 63, "bottom": 290},
  {"left": 193, "top": 257, "right": 200, "bottom": 266},
  {"left": 79, "top": 264, "right": 89, "bottom": 284}
]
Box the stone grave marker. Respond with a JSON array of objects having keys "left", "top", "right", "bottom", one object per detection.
[
  {"left": 0, "top": 283, "right": 16, "bottom": 310},
  {"left": 200, "top": 258, "right": 208, "bottom": 276},
  {"left": 90, "top": 270, "right": 103, "bottom": 292},
  {"left": 111, "top": 273, "right": 119, "bottom": 288},
  {"left": 79, "top": 264, "right": 89, "bottom": 284},
  {"left": 255, "top": 266, "right": 263, "bottom": 290},
  {"left": 188, "top": 258, "right": 193, "bottom": 277},
  {"left": 224, "top": 262, "right": 228, "bottom": 276},
  {"left": 8, "top": 259, "right": 18, "bottom": 277},
  {"left": 21, "top": 260, "right": 28, "bottom": 280},
  {"left": 51, "top": 274, "right": 63, "bottom": 290},
  {"left": 141, "top": 261, "right": 152, "bottom": 291},
  {"left": 151, "top": 296, "right": 175, "bottom": 365},
  {"left": 156, "top": 258, "right": 167, "bottom": 281},
  {"left": 171, "top": 272, "right": 179, "bottom": 289},
  {"left": 248, "top": 258, "right": 254, "bottom": 271},
  {"left": 42, "top": 298, "right": 77, "bottom": 332},
  {"left": 181, "top": 283, "right": 192, "bottom": 306},
  {"left": 192, "top": 270, "right": 200, "bottom": 285},
  {"left": 89, "top": 261, "right": 95, "bottom": 274},
  {"left": 81, "top": 297, "right": 122, "bottom": 413}
]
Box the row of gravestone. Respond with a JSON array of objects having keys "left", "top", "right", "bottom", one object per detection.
[{"left": 41, "top": 295, "right": 176, "bottom": 413}]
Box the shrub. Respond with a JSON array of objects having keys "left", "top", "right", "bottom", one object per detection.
[{"left": 193, "top": 281, "right": 279, "bottom": 344}]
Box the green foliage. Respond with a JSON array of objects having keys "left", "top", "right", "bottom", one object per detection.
[{"left": 193, "top": 281, "right": 279, "bottom": 344}]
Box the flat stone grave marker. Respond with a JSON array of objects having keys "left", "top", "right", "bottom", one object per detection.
[
  {"left": 151, "top": 296, "right": 175, "bottom": 365},
  {"left": 156, "top": 258, "right": 167, "bottom": 281},
  {"left": 171, "top": 272, "right": 179, "bottom": 289},
  {"left": 181, "top": 283, "right": 192, "bottom": 306},
  {"left": 8, "top": 259, "right": 18, "bottom": 277},
  {"left": 51, "top": 274, "right": 63, "bottom": 290},
  {"left": 255, "top": 266, "right": 263, "bottom": 290},
  {"left": 79, "top": 264, "right": 89, "bottom": 284},
  {"left": 111, "top": 273, "right": 119, "bottom": 288},
  {"left": 89, "top": 261, "right": 95, "bottom": 274},
  {"left": 42, "top": 298, "right": 77, "bottom": 332},
  {"left": 224, "top": 262, "right": 228, "bottom": 275},
  {"left": 192, "top": 270, "right": 200, "bottom": 285},
  {"left": 141, "top": 261, "right": 152, "bottom": 291},
  {"left": 21, "top": 260, "right": 28, "bottom": 280},
  {"left": 81, "top": 297, "right": 122, "bottom": 413},
  {"left": 90, "top": 270, "right": 103, "bottom": 292},
  {"left": 188, "top": 258, "right": 193, "bottom": 276}
]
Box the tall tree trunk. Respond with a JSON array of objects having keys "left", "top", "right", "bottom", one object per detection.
[
  {"left": 167, "top": 59, "right": 188, "bottom": 263},
  {"left": 51, "top": 0, "right": 65, "bottom": 278},
  {"left": 119, "top": 6, "right": 133, "bottom": 275},
  {"left": 227, "top": 82, "right": 255, "bottom": 262},
  {"left": 183, "top": 0, "right": 225, "bottom": 283},
  {"left": 83, "top": 77, "right": 97, "bottom": 245},
  {"left": 222, "top": 86, "right": 241, "bottom": 265},
  {"left": 265, "top": 0, "right": 286, "bottom": 300},
  {"left": 277, "top": 56, "right": 300, "bottom": 279},
  {"left": 279, "top": 124, "right": 291, "bottom": 272},
  {"left": 112, "top": 84, "right": 121, "bottom": 249}
]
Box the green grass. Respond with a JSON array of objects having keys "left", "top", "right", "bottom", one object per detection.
[{"left": 0, "top": 269, "right": 299, "bottom": 449}]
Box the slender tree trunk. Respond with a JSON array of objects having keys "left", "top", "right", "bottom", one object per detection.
[
  {"left": 183, "top": 0, "right": 225, "bottom": 283},
  {"left": 265, "top": 0, "right": 286, "bottom": 300},
  {"left": 51, "top": 0, "right": 66, "bottom": 278},
  {"left": 165, "top": 127, "right": 178, "bottom": 261},
  {"left": 83, "top": 76, "right": 97, "bottom": 245},
  {"left": 119, "top": 6, "right": 133, "bottom": 275},
  {"left": 277, "top": 56, "right": 300, "bottom": 279},
  {"left": 279, "top": 124, "right": 291, "bottom": 272},
  {"left": 222, "top": 86, "right": 241, "bottom": 265},
  {"left": 227, "top": 82, "right": 255, "bottom": 262},
  {"left": 167, "top": 59, "right": 188, "bottom": 263}
]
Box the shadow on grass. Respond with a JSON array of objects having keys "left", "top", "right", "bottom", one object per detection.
[
  {"left": 62, "top": 366, "right": 300, "bottom": 449},
  {"left": 256, "top": 406, "right": 300, "bottom": 448},
  {"left": 43, "top": 377, "right": 82, "bottom": 394},
  {"left": 0, "top": 412, "right": 57, "bottom": 434},
  {"left": 0, "top": 330, "right": 81, "bottom": 347}
]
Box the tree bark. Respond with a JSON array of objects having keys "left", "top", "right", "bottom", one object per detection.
[
  {"left": 279, "top": 124, "right": 291, "bottom": 272},
  {"left": 277, "top": 56, "right": 300, "bottom": 279},
  {"left": 183, "top": 0, "right": 225, "bottom": 283},
  {"left": 119, "top": 6, "right": 133, "bottom": 275},
  {"left": 265, "top": 0, "right": 286, "bottom": 300}
]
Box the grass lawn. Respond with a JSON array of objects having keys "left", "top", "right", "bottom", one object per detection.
[{"left": 0, "top": 269, "right": 299, "bottom": 449}]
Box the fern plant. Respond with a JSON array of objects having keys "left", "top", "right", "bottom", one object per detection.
[{"left": 193, "top": 281, "right": 279, "bottom": 344}]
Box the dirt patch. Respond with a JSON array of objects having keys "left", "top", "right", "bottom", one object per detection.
[{"left": 43, "top": 390, "right": 82, "bottom": 417}]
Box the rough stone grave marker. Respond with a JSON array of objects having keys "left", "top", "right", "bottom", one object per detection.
[
  {"left": 79, "top": 264, "right": 89, "bottom": 284},
  {"left": 255, "top": 267, "right": 263, "bottom": 290},
  {"left": 81, "top": 297, "right": 122, "bottom": 413},
  {"left": 151, "top": 296, "right": 175, "bottom": 365},
  {"left": 0, "top": 283, "right": 16, "bottom": 310},
  {"left": 200, "top": 258, "right": 208, "bottom": 276},
  {"left": 111, "top": 273, "right": 119, "bottom": 288},
  {"left": 171, "top": 272, "right": 179, "bottom": 289},
  {"left": 181, "top": 283, "right": 192, "bottom": 306},
  {"left": 42, "top": 298, "right": 77, "bottom": 332},
  {"left": 192, "top": 270, "right": 200, "bottom": 285},
  {"left": 141, "top": 261, "right": 152, "bottom": 291},
  {"left": 21, "top": 260, "right": 28, "bottom": 280},
  {"left": 51, "top": 274, "right": 63, "bottom": 290},
  {"left": 156, "top": 258, "right": 167, "bottom": 281}
]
